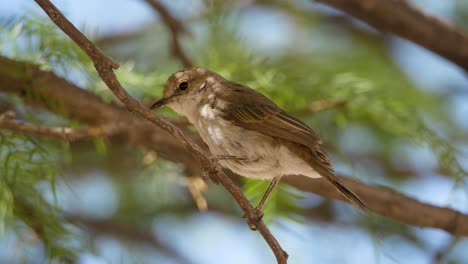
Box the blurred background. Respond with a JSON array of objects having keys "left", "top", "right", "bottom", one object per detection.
[{"left": 1, "top": 0, "right": 468, "bottom": 263}]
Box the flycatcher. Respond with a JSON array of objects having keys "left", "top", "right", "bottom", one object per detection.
[{"left": 151, "top": 67, "right": 366, "bottom": 215}]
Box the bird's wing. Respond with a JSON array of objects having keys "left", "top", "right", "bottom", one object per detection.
[
  {"left": 222, "top": 103, "right": 332, "bottom": 169},
  {"left": 223, "top": 103, "right": 367, "bottom": 212},
  {"left": 225, "top": 104, "right": 320, "bottom": 147}
]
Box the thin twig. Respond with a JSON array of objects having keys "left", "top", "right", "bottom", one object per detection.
[
  {"left": 144, "top": 0, "right": 193, "bottom": 68},
  {"left": 33, "top": 0, "right": 288, "bottom": 262},
  {"left": 0, "top": 111, "right": 119, "bottom": 142}
]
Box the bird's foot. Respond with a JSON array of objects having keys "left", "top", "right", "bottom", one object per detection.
[
  {"left": 242, "top": 206, "right": 264, "bottom": 231},
  {"left": 200, "top": 158, "right": 222, "bottom": 184}
]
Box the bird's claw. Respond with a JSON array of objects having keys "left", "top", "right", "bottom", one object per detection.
[
  {"left": 200, "top": 159, "right": 221, "bottom": 184},
  {"left": 243, "top": 207, "right": 264, "bottom": 231}
]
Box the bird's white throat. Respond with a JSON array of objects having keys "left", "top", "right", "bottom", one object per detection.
[{"left": 167, "top": 92, "right": 207, "bottom": 124}]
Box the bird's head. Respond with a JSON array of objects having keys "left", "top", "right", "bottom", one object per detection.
[{"left": 151, "top": 67, "right": 222, "bottom": 114}]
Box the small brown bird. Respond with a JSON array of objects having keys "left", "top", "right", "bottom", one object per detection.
[{"left": 151, "top": 67, "right": 366, "bottom": 216}]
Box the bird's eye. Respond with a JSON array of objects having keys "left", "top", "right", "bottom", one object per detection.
[{"left": 178, "top": 81, "right": 189, "bottom": 90}]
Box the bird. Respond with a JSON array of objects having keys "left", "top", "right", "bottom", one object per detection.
[{"left": 151, "top": 67, "right": 367, "bottom": 217}]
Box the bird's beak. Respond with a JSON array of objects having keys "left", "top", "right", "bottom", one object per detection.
[{"left": 150, "top": 98, "right": 167, "bottom": 109}]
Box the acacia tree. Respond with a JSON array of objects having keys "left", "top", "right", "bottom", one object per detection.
[{"left": 1, "top": 0, "right": 468, "bottom": 263}]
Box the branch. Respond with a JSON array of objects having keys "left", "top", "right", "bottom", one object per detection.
[
  {"left": 33, "top": 0, "right": 287, "bottom": 263},
  {"left": 284, "top": 175, "right": 468, "bottom": 236},
  {"left": 315, "top": 0, "right": 468, "bottom": 71},
  {"left": 144, "top": 0, "right": 193, "bottom": 68},
  {"left": 0, "top": 110, "right": 119, "bottom": 141}
]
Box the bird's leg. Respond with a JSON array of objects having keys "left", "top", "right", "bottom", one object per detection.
[
  {"left": 255, "top": 177, "right": 280, "bottom": 214},
  {"left": 245, "top": 177, "right": 281, "bottom": 231}
]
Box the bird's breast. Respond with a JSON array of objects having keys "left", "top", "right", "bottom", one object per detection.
[
  {"left": 194, "top": 104, "right": 321, "bottom": 180},
  {"left": 194, "top": 108, "right": 272, "bottom": 179}
]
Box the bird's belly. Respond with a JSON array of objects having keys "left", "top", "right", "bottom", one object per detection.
[{"left": 196, "top": 118, "right": 321, "bottom": 180}]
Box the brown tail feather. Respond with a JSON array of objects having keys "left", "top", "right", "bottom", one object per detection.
[
  {"left": 287, "top": 142, "right": 368, "bottom": 212},
  {"left": 328, "top": 176, "right": 367, "bottom": 213},
  {"left": 313, "top": 162, "right": 368, "bottom": 213}
]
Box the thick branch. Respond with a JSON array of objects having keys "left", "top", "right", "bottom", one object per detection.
[
  {"left": 284, "top": 175, "right": 468, "bottom": 236},
  {"left": 316, "top": 0, "right": 468, "bottom": 71},
  {"left": 144, "top": 0, "right": 193, "bottom": 67},
  {"left": 33, "top": 0, "right": 287, "bottom": 263}
]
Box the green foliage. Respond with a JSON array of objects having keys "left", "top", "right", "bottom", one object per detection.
[
  {"left": 0, "top": 131, "right": 76, "bottom": 261},
  {"left": 0, "top": 171, "right": 13, "bottom": 233},
  {"left": 0, "top": 17, "right": 90, "bottom": 78},
  {"left": 0, "top": 17, "right": 90, "bottom": 261}
]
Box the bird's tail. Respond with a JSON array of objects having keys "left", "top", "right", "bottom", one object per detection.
[
  {"left": 327, "top": 175, "right": 367, "bottom": 213},
  {"left": 313, "top": 162, "right": 368, "bottom": 213}
]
